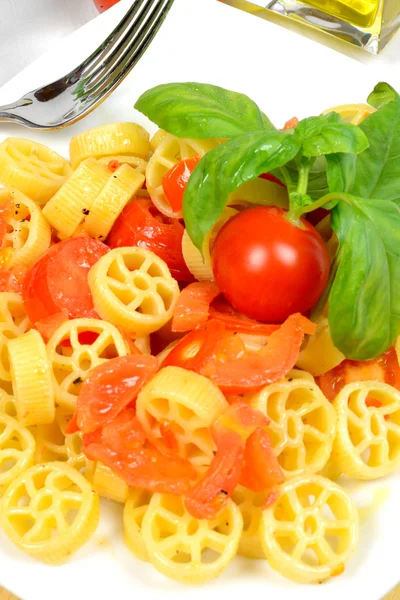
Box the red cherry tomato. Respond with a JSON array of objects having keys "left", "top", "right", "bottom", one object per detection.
[
  {"left": 93, "top": 0, "right": 120, "bottom": 12},
  {"left": 0, "top": 265, "right": 27, "bottom": 294},
  {"left": 22, "top": 236, "right": 109, "bottom": 325},
  {"left": 162, "top": 156, "right": 201, "bottom": 213},
  {"left": 107, "top": 197, "right": 193, "bottom": 281},
  {"left": 212, "top": 206, "right": 330, "bottom": 323}
]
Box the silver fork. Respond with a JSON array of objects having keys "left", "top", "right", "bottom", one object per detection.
[{"left": 0, "top": 0, "right": 175, "bottom": 130}]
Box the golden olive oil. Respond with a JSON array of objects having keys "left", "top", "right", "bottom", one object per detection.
[{"left": 305, "top": 0, "right": 379, "bottom": 28}]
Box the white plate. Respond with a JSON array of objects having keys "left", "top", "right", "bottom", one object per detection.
[{"left": 0, "top": 1, "right": 399, "bottom": 598}]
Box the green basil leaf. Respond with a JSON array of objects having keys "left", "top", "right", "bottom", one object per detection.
[
  {"left": 367, "top": 82, "right": 399, "bottom": 109},
  {"left": 283, "top": 157, "right": 329, "bottom": 200},
  {"left": 294, "top": 114, "right": 369, "bottom": 158},
  {"left": 324, "top": 153, "right": 357, "bottom": 209},
  {"left": 134, "top": 82, "right": 274, "bottom": 138},
  {"left": 329, "top": 197, "right": 400, "bottom": 360},
  {"left": 352, "top": 100, "right": 400, "bottom": 201},
  {"left": 183, "top": 130, "right": 301, "bottom": 251}
]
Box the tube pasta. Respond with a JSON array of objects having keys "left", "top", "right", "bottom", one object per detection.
[
  {"left": 150, "top": 129, "right": 168, "bottom": 152},
  {"left": 0, "top": 138, "right": 72, "bottom": 205},
  {"left": 69, "top": 122, "right": 150, "bottom": 169},
  {"left": 47, "top": 318, "right": 129, "bottom": 411},
  {"left": 141, "top": 493, "right": 243, "bottom": 583},
  {"left": 297, "top": 318, "right": 345, "bottom": 376},
  {"left": 0, "top": 389, "right": 17, "bottom": 418},
  {"left": 98, "top": 155, "right": 147, "bottom": 174},
  {"left": 250, "top": 378, "right": 336, "bottom": 478},
  {"left": 0, "top": 292, "right": 30, "bottom": 392},
  {"left": 332, "top": 381, "right": 400, "bottom": 480},
  {"left": 260, "top": 475, "right": 359, "bottom": 583},
  {"left": 0, "top": 413, "right": 35, "bottom": 494},
  {"left": 88, "top": 247, "right": 180, "bottom": 336},
  {"left": 231, "top": 486, "right": 267, "bottom": 559},
  {"left": 228, "top": 177, "right": 288, "bottom": 209},
  {"left": 8, "top": 329, "right": 55, "bottom": 426},
  {"left": 137, "top": 366, "right": 228, "bottom": 468},
  {"left": 123, "top": 488, "right": 153, "bottom": 562},
  {"left": 0, "top": 462, "right": 100, "bottom": 564},
  {"left": 322, "top": 103, "right": 376, "bottom": 125},
  {"left": 92, "top": 462, "right": 129, "bottom": 503}
]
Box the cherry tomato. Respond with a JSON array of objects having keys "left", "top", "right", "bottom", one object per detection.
[
  {"left": 0, "top": 265, "right": 27, "bottom": 294},
  {"left": 212, "top": 206, "right": 330, "bottom": 323},
  {"left": 93, "top": 0, "right": 120, "bottom": 12},
  {"left": 162, "top": 156, "right": 201, "bottom": 213},
  {"left": 171, "top": 281, "right": 219, "bottom": 332},
  {"left": 107, "top": 197, "right": 193, "bottom": 281},
  {"left": 22, "top": 236, "right": 108, "bottom": 325}
]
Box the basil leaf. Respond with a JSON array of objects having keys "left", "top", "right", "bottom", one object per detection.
[
  {"left": 352, "top": 100, "right": 400, "bottom": 201},
  {"left": 294, "top": 114, "right": 369, "bottom": 158},
  {"left": 324, "top": 153, "right": 357, "bottom": 209},
  {"left": 329, "top": 197, "right": 400, "bottom": 360},
  {"left": 134, "top": 82, "right": 274, "bottom": 138},
  {"left": 367, "top": 82, "right": 399, "bottom": 109},
  {"left": 283, "top": 157, "right": 329, "bottom": 200},
  {"left": 183, "top": 131, "right": 301, "bottom": 251}
]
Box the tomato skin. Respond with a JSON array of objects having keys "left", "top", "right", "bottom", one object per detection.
[
  {"left": 239, "top": 428, "right": 284, "bottom": 493},
  {"left": 172, "top": 281, "right": 220, "bottom": 332},
  {"left": 22, "top": 237, "right": 108, "bottom": 325},
  {"left": 162, "top": 156, "right": 201, "bottom": 213},
  {"left": 107, "top": 197, "right": 193, "bottom": 281},
  {"left": 93, "top": 0, "right": 120, "bottom": 12},
  {"left": 0, "top": 265, "right": 27, "bottom": 294},
  {"left": 212, "top": 206, "right": 330, "bottom": 323}
]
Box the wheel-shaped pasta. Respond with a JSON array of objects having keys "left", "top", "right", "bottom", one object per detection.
[
  {"left": 92, "top": 462, "right": 129, "bottom": 503},
  {"left": 0, "top": 462, "right": 100, "bottom": 564},
  {"left": 83, "top": 163, "right": 144, "bottom": 240},
  {"left": 250, "top": 378, "right": 336, "bottom": 478},
  {"left": 0, "top": 389, "right": 16, "bottom": 417},
  {"left": 42, "top": 157, "right": 110, "bottom": 239},
  {"left": 8, "top": 329, "right": 55, "bottom": 426},
  {"left": 0, "top": 138, "right": 72, "bottom": 205},
  {"left": 0, "top": 292, "right": 30, "bottom": 392},
  {"left": 88, "top": 247, "right": 180, "bottom": 336},
  {"left": 142, "top": 493, "right": 243, "bottom": 583},
  {"left": 150, "top": 129, "right": 168, "bottom": 152},
  {"left": 137, "top": 366, "right": 228, "bottom": 468},
  {"left": 260, "top": 475, "right": 358, "bottom": 583},
  {"left": 231, "top": 486, "right": 267, "bottom": 559},
  {"left": 0, "top": 413, "right": 35, "bottom": 494},
  {"left": 98, "top": 155, "right": 147, "bottom": 174},
  {"left": 297, "top": 318, "right": 345, "bottom": 376},
  {"left": 123, "top": 488, "right": 153, "bottom": 562},
  {"left": 322, "top": 103, "right": 375, "bottom": 125},
  {"left": 332, "top": 381, "right": 400, "bottom": 480},
  {"left": 69, "top": 122, "right": 150, "bottom": 169},
  {"left": 0, "top": 188, "right": 51, "bottom": 267},
  {"left": 47, "top": 318, "right": 129, "bottom": 410},
  {"left": 146, "top": 135, "right": 219, "bottom": 217}
]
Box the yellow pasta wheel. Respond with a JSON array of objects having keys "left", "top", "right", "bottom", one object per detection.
[
  {"left": 0, "top": 188, "right": 51, "bottom": 268},
  {"left": 8, "top": 329, "right": 55, "bottom": 426},
  {"left": 1, "top": 462, "right": 100, "bottom": 564},
  {"left": 88, "top": 247, "right": 180, "bottom": 336},
  {"left": 142, "top": 493, "right": 242, "bottom": 584},
  {"left": 182, "top": 207, "right": 238, "bottom": 281},
  {"left": 0, "top": 389, "right": 17, "bottom": 417},
  {"left": 92, "top": 462, "right": 129, "bottom": 503},
  {"left": 322, "top": 103, "right": 375, "bottom": 125},
  {"left": 228, "top": 177, "right": 288, "bottom": 209},
  {"left": 146, "top": 134, "right": 219, "bottom": 218},
  {"left": 69, "top": 122, "right": 150, "bottom": 169},
  {"left": 47, "top": 318, "right": 129, "bottom": 411},
  {"left": 297, "top": 318, "right": 345, "bottom": 376},
  {"left": 0, "top": 138, "right": 72, "bottom": 206},
  {"left": 332, "top": 381, "right": 400, "bottom": 480},
  {"left": 250, "top": 378, "right": 336, "bottom": 478},
  {"left": 83, "top": 163, "right": 144, "bottom": 240},
  {"left": 231, "top": 486, "right": 267, "bottom": 559},
  {"left": 137, "top": 366, "right": 228, "bottom": 468},
  {"left": 98, "top": 155, "right": 147, "bottom": 174},
  {"left": 260, "top": 475, "right": 358, "bottom": 583},
  {"left": 133, "top": 335, "right": 151, "bottom": 355},
  {"left": 0, "top": 413, "right": 35, "bottom": 494},
  {"left": 150, "top": 129, "right": 168, "bottom": 152},
  {"left": 0, "top": 292, "right": 30, "bottom": 392},
  {"left": 42, "top": 157, "right": 110, "bottom": 239},
  {"left": 123, "top": 488, "right": 153, "bottom": 562}
]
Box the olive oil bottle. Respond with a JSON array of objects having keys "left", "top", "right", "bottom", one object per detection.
[{"left": 305, "top": 0, "right": 379, "bottom": 28}]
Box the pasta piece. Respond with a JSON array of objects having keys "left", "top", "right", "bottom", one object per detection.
[
  {"left": 297, "top": 318, "right": 345, "bottom": 376},
  {"left": 123, "top": 488, "right": 153, "bottom": 562},
  {"left": 47, "top": 318, "right": 129, "bottom": 410},
  {"left": 0, "top": 389, "right": 17, "bottom": 417},
  {"left": 83, "top": 163, "right": 144, "bottom": 240},
  {"left": 286, "top": 369, "right": 315, "bottom": 383},
  {"left": 0, "top": 188, "right": 51, "bottom": 268},
  {"left": 0, "top": 292, "right": 30, "bottom": 393},
  {"left": 98, "top": 155, "right": 147, "bottom": 174},
  {"left": 137, "top": 366, "right": 228, "bottom": 468},
  {"left": 142, "top": 493, "right": 242, "bottom": 583},
  {"left": 237, "top": 332, "right": 269, "bottom": 352},
  {"left": 0, "top": 413, "right": 35, "bottom": 494},
  {"left": 228, "top": 177, "right": 288, "bottom": 209},
  {"left": 250, "top": 378, "right": 336, "bottom": 478},
  {"left": 8, "top": 329, "right": 55, "bottom": 426},
  {"left": 146, "top": 135, "right": 219, "bottom": 218},
  {"left": 260, "top": 475, "right": 358, "bottom": 583},
  {"left": 156, "top": 339, "right": 179, "bottom": 366},
  {"left": 150, "top": 129, "right": 168, "bottom": 152},
  {"left": 322, "top": 103, "right": 375, "bottom": 125},
  {"left": 69, "top": 123, "right": 150, "bottom": 169},
  {"left": 231, "top": 486, "right": 267, "bottom": 559},
  {"left": 88, "top": 247, "right": 180, "bottom": 336},
  {"left": 133, "top": 335, "right": 151, "bottom": 355},
  {"left": 0, "top": 138, "right": 72, "bottom": 205},
  {"left": 332, "top": 381, "right": 400, "bottom": 480},
  {"left": 1, "top": 462, "right": 100, "bottom": 564},
  {"left": 92, "top": 462, "right": 129, "bottom": 503},
  {"left": 42, "top": 158, "right": 110, "bottom": 239},
  {"left": 182, "top": 208, "right": 238, "bottom": 281}
]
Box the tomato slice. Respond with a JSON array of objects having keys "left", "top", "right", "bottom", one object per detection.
[
  {"left": 239, "top": 428, "right": 284, "bottom": 493},
  {"left": 282, "top": 116, "right": 299, "bottom": 130},
  {"left": 107, "top": 197, "right": 193, "bottom": 281},
  {"left": 22, "top": 237, "right": 108, "bottom": 325},
  {"left": 34, "top": 310, "right": 69, "bottom": 342},
  {"left": 162, "top": 156, "right": 201, "bottom": 213},
  {"left": 0, "top": 265, "right": 27, "bottom": 294},
  {"left": 209, "top": 296, "right": 280, "bottom": 335},
  {"left": 76, "top": 355, "right": 158, "bottom": 433},
  {"left": 171, "top": 281, "right": 220, "bottom": 332},
  {"left": 101, "top": 408, "right": 146, "bottom": 453}
]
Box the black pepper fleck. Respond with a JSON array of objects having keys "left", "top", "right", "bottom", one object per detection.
[
  {"left": 82, "top": 208, "right": 90, "bottom": 215},
  {"left": 73, "top": 377, "right": 83, "bottom": 384}
]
